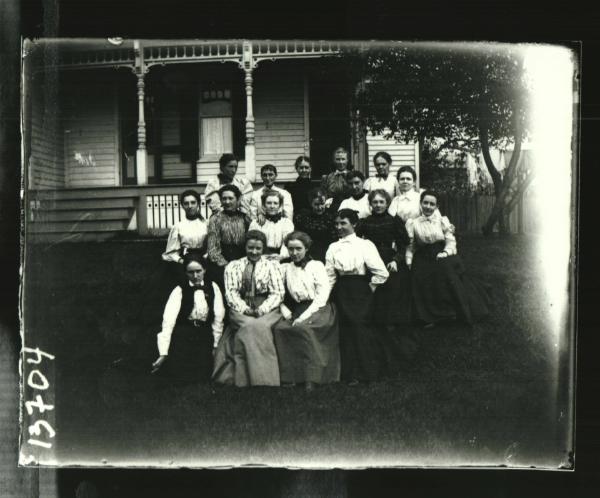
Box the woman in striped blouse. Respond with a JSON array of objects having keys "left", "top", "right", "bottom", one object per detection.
[
  {"left": 212, "top": 230, "right": 285, "bottom": 387},
  {"left": 406, "top": 190, "right": 490, "bottom": 327}
]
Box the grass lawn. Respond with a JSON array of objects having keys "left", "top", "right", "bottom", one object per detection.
[{"left": 23, "top": 234, "right": 569, "bottom": 468}]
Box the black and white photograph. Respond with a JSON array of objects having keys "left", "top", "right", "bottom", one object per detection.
[{"left": 19, "top": 39, "right": 576, "bottom": 469}]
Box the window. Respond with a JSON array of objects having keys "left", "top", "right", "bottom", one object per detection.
[{"left": 198, "top": 87, "right": 233, "bottom": 161}]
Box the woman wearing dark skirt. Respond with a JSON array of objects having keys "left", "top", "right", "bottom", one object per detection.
[
  {"left": 272, "top": 231, "right": 340, "bottom": 391},
  {"left": 357, "top": 189, "right": 415, "bottom": 373},
  {"left": 151, "top": 252, "right": 225, "bottom": 385},
  {"left": 293, "top": 188, "right": 337, "bottom": 263},
  {"left": 406, "top": 190, "right": 490, "bottom": 326},
  {"left": 325, "top": 209, "right": 389, "bottom": 384}
]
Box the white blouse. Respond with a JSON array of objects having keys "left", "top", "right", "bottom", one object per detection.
[
  {"left": 204, "top": 175, "right": 253, "bottom": 214},
  {"left": 280, "top": 260, "right": 331, "bottom": 322},
  {"left": 249, "top": 218, "right": 294, "bottom": 254},
  {"left": 363, "top": 175, "right": 400, "bottom": 199},
  {"left": 405, "top": 214, "right": 457, "bottom": 266},
  {"left": 388, "top": 189, "right": 423, "bottom": 222},
  {"left": 156, "top": 281, "right": 225, "bottom": 355},
  {"left": 338, "top": 194, "right": 371, "bottom": 219},
  {"left": 325, "top": 233, "right": 389, "bottom": 290},
  {"left": 162, "top": 218, "right": 208, "bottom": 263}
]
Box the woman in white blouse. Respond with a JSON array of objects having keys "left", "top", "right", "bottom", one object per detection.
[
  {"left": 151, "top": 252, "right": 225, "bottom": 384},
  {"left": 406, "top": 190, "right": 489, "bottom": 327},
  {"left": 363, "top": 151, "right": 401, "bottom": 199},
  {"left": 212, "top": 230, "right": 285, "bottom": 387},
  {"left": 249, "top": 190, "right": 294, "bottom": 260},
  {"left": 325, "top": 209, "right": 389, "bottom": 384},
  {"left": 388, "top": 166, "right": 426, "bottom": 222},
  {"left": 162, "top": 189, "right": 208, "bottom": 265},
  {"left": 272, "top": 231, "right": 340, "bottom": 392}
]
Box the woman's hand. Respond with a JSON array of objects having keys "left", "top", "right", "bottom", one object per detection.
[
  {"left": 151, "top": 355, "right": 167, "bottom": 373},
  {"left": 324, "top": 198, "right": 334, "bottom": 209},
  {"left": 244, "top": 308, "right": 259, "bottom": 317},
  {"left": 436, "top": 251, "right": 448, "bottom": 260},
  {"left": 386, "top": 261, "right": 398, "bottom": 273}
]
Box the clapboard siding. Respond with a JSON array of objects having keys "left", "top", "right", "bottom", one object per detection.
[
  {"left": 254, "top": 72, "right": 306, "bottom": 182},
  {"left": 367, "top": 133, "right": 417, "bottom": 178},
  {"left": 64, "top": 83, "right": 119, "bottom": 188},
  {"left": 29, "top": 70, "right": 64, "bottom": 189},
  {"left": 162, "top": 153, "right": 193, "bottom": 180}
]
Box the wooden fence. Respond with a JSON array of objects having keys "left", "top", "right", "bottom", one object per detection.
[{"left": 435, "top": 191, "right": 538, "bottom": 235}]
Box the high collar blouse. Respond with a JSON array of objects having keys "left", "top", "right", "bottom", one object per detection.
[
  {"left": 405, "top": 213, "right": 457, "bottom": 266},
  {"left": 223, "top": 256, "right": 285, "bottom": 316},
  {"left": 357, "top": 212, "right": 409, "bottom": 265},
  {"left": 363, "top": 175, "right": 400, "bottom": 199},
  {"left": 338, "top": 193, "right": 371, "bottom": 219},
  {"left": 248, "top": 217, "right": 295, "bottom": 254},
  {"left": 388, "top": 188, "right": 423, "bottom": 222},
  {"left": 162, "top": 217, "right": 208, "bottom": 263},
  {"left": 325, "top": 233, "right": 389, "bottom": 289},
  {"left": 280, "top": 260, "right": 331, "bottom": 322},
  {"left": 207, "top": 210, "right": 250, "bottom": 266}
]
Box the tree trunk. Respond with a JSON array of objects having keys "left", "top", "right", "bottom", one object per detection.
[{"left": 481, "top": 127, "right": 524, "bottom": 237}]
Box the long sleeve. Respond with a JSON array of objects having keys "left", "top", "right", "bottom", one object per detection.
[
  {"left": 211, "top": 283, "right": 225, "bottom": 347},
  {"left": 441, "top": 216, "right": 458, "bottom": 256},
  {"left": 282, "top": 190, "right": 294, "bottom": 220},
  {"left": 224, "top": 261, "right": 251, "bottom": 314},
  {"left": 296, "top": 262, "right": 331, "bottom": 322},
  {"left": 207, "top": 215, "right": 228, "bottom": 266},
  {"left": 162, "top": 224, "right": 182, "bottom": 263},
  {"left": 238, "top": 179, "right": 254, "bottom": 215},
  {"left": 256, "top": 261, "right": 285, "bottom": 315},
  {"left": 362, "top": 239, "right": 389, "bottom": 288},
  {"left": 393, "top": 216, "right": 410, "bottom": 264},
  {"left": 388, "top": 196, "right": 399, "bottom": 218},
  {"left": 324, "top": 246, "right": 337, "bottom": 288},
  {"left": 405, "top": 218, "right": 416, "bottom": 266},
  {"left": 156, "top": 287, "right": 183, "bottom": 356},
  {"left": 205, "top": 177, "right": 222, "bottom": 212}
]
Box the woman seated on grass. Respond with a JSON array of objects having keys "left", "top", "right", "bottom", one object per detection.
[
  {"left": 272, "top": 231, "right": 340, "bottom": 392},
  {"left": 151, "top": 252, "right": 225, "bottom": 385},
  {"left": 212, "top": 230, "right": 285, "bottom": 387},
  {"left": 325, "top": 209, "right": 389, "bottom": 384},
  {"left": 249, "top": 190, "right": 295, "bottom": 261},
  {"left": 406, "top": 190, "right": 490, "bottom": 327}
]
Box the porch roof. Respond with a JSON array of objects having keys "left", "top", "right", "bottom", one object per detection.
[{"left": 53, "top": 40, "right": 344, "bottom": 70}]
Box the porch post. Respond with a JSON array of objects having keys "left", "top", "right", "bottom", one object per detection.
[
  {"left": 414, "top": 141, "right": 420, "bottom": 189},
  {"left": 134, "top": 40, "right": 148, "bottom": 186},
  {"left": 241, "top": 41, "right": 256, "bottom": 182}
]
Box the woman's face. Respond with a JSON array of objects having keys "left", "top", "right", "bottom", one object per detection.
[
  {"left": 398, "top": 171, "right": 415, "bottom": 193},
  {"left": 349, "top": 176, "right": 364, "bottom": 197},
  {"left": 334, "top": 216, "right": 355, "bottom": 238},
  {"left": 370, "top": 194, "right": 388, "bottom": 215},
  {"left": 220, "top": 191, "right": 239, "bottom": 212},
  {"left": 311, "top": 197, "right": 326, "bottom": 215},
  {"left": 221, "top": 160, "right": 238, "bottom": 180},
  {"left": 261, "top": 169, "right": 277, "bottom": 188},
  {"left": 185, "top": 261, "right": 205, "bottom": 286},
  {"left": 263, "top": 195, "right": 281, "bottom": 216},
  {"left": 421, "top": 195, "right": 438, "bottom": 216},
  {"left": 333, "top": 151, "right": 348, "bottom": 171},
  {"left": 287, "top": 239, "right": 307, "bottom": 263},
  {"left": 181, "top": 195, "right": 199, "bottom": 218},
  {"left": 296, "top": 161, "right": 311, "bottom": 179},
  {"left": 246, "top": 239, "right": 264, "bottom": 262},
  {"left": 374, "top": 156, "right": 391, "bottom": 177}
]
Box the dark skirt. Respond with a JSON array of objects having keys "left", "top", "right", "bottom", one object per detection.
[
  {"left": 272, "top": 301, "right": 340, "bottom": 384},
  {"left": 372, "top": 263, "right": 412, "bottom": 326},
  {"left": 333, "top": 275, "right": 382, "bottom": 381},
  {"left": 411, "top": 241, "right": 490, "bottom": 325},
  {"left": 157, "top": 320, "right": 214, "bottom": 385}
]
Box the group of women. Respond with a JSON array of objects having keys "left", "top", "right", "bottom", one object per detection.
[{"left": 150, "top": 149, "right": 489, "bottom": 390}]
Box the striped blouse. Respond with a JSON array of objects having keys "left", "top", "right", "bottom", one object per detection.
[
  {"left": 207, "top": 211, "right": 250, "bottom": 266},
  {"left": 224, "top": 256, "right": 285, "bottom": 315}
]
